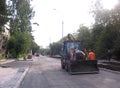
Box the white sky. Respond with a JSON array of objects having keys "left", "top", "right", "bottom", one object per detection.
[{"left": 31, "top": 0, "right": 118, "bottom": 48}]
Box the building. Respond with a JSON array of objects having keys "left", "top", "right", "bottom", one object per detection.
[{"left": 0, "top": 24, "right": 10, "bottom": 57}]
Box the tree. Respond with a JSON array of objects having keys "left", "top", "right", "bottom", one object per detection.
[
  {"left": 7, "top": 32, "right": 32, "bottom": 58},
  {"left": 31, "top": 41, "right": 40, "bottom": 55},
  {"left": 113, "top": 34, "right": 120, "bottom": 60},
  {"left": 77, "top": 25, "right": 91, "bottom": 49},
  {"left": 90, "top": 0, "right": 120, "bottom": 60},
  {"left": 6, "top": 0, "right": 35, "bottom": 58},
  {"left": 49, "top": 42, "right": 61, "bottom": 56},
  {"left": 9, "top": 0, "right": 34, "bottom": 35},
  {"left": 0, "top": 0, "right": 9, "bottom": 32},
  {"left": 39, "top": 48, "right": 50, "bottom": 55}
]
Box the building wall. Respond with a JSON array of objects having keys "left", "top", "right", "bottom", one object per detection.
[{"left": 0, "top": 25, "right": 10, "bottom": 57}]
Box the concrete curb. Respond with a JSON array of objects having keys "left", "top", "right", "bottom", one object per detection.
[
  {"left": 14, "top": 67, "right": 30, "bottom": 88},
  {"left": 100, "top": 68, "right": 120, "bottom": 74},
  {"left": 0, "top": 59, "right": 15, "bottom": 65}
]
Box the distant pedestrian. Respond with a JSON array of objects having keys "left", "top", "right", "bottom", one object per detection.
[
  {"left": 88, "top": 49, "right": 96, "bottom": 60},
  {"left": 107, "top": 49, "right": 112, "bottom": 61}
]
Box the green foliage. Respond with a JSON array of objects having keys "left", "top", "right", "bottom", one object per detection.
[
  {"left": 90, "top": 1, "right": 120, "bottom": 60},
  {"left": 16, "top": 0, "right": 34, "bottom": 32},
  {"left": 39, "top": 48, "right": 50, "bottom": 55},
  {"left": 9, "top": 0, "right": 34, "bottom": 35},
  {"left": 7, "top": 32, "right": 32, "bottom": 58},
  {"left": 5, "top": 0, "right": 36, "bottom": 58},
  {"left": 0, "top": 0, "right": 9, "bottom": 32},
  {"left": 31, "top": 41, "right": 40, "bottom": 55},
  {"left": 113, "top": 34, "right": 120, "bottom": 60},
  {"left": 71, "top": 1, "right": 120, "bottom": 60},
  {"left": 49, "top": 42, "right": 62, "bottom": 56},
  {"left": 6, "top": 35, "right": 16, "bottom": 57},
  {"left": 77, "top": 25, "right": 91, "bottom": 49},
  {"left": 0, "top": 56, "right": 6, "bottom": 61}
]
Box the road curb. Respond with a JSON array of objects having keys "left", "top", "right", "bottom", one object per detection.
[
  {"left": 14, "top": 67, "right": 30, "bottom": 88},
  {"left": 0, "top": 59, "right": 15, "bottom": 65},
  {"left": 100, "top": 68, "right": 120, "bottom": 74}
]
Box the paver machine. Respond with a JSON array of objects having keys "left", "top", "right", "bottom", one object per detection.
[{"left": 61, "top": 34, "right": 99, "bottom": 74}]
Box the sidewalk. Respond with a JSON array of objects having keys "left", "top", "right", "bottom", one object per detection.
[{"left": 0, "top": 59, "right": 32, "bottom": 88}]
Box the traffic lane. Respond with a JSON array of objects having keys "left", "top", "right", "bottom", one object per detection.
[
  {"left": 20, "top": 56, "right": 120, "bottom": 88},
  {"left": 40, "top": 56, "right": 120, "bottom": 88},
  {"left": 39, "top": 57, "right": 120, "bottom": 88}
]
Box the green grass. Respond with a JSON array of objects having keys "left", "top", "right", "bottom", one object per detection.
[
  {"left": 18, "top": 54, "right": 27, "bottom": 60},
  {"left": 0, "top": 56, "right": 6, "bottom": 61}
]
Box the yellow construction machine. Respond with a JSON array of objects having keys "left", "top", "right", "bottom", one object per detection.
[{"left": 61, "top": 34, "right": 99, "bottom": 74}]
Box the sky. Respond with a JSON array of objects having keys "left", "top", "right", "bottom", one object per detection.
[{"left": 31, "top": 0, "right": 118, "bottom": 48}]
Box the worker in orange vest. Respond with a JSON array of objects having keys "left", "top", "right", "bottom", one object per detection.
[{"left": 88, "top": 49, "right": 96, "bottom": 60}]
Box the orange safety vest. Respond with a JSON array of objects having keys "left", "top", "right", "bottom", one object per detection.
[{"left": 88, "top": 51, "right": 96, "bottom": 60}]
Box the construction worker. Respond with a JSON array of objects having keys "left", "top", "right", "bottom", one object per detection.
[
  {"left": 83, "top": 48, "right": 88, "bottom": 60},
  {"left": 88, "top": 49, "right": 96, "bottom": 60},
  {"left": 70, "top": 48, "right": 75, "bottom": 60},
  {"left": 107, "top": 49, "right": 112, "bottom": 61}
]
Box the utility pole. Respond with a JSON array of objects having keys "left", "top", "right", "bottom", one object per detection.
[{"left": 53, "top": 8, "right": 64, "bottom": 42}]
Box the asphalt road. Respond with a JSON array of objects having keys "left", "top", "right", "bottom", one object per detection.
[{"left": 19, "top": 56, "right": 120, "bottom": 88}]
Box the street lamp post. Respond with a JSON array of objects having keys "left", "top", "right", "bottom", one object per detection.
[{"left": 53, "top": 9, "right": 64, "bottom": 42}]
